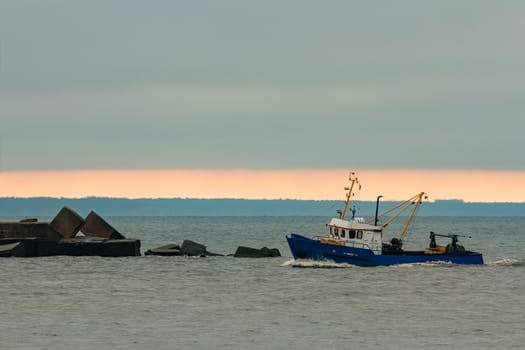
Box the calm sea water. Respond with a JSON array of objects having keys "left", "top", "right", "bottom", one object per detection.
[{"left": 1, "top": 216, "right": 524, "bottom": 350}]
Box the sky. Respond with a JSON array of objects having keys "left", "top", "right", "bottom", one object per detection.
[{"left": 1, "top": 1, "right": 524, "bottom": 201}]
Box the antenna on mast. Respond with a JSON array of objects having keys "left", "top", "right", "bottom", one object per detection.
[{"left": 340, "top": 172, "right": 359, "bottom": 220}]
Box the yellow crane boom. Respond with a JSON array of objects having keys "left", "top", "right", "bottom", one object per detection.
[
  {"left": 365, "top": 192, "right": 427, "bottom": 241},
  {"left": 399, "top": 192, "right": 426, "bottom": 241}
]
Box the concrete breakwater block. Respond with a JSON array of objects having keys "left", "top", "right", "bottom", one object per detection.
[
  {"left": 81, "top": 211, "right": 125, "bottom": 239},
  {"left": 0, "top": 242, "right": 26, "bottom": 257},
  {"left": 57, "top": 238, "right": 141, "bottom": 257},
  {"left": 48, "top": 207, "right": 85, "bottom": 239},
  {"left": 0, "top": 222, "right": 61, "bottom": 241},
  {"left": 0, "top": 238, "right": 36, "bottom": 257},
  {"left": 0, "top": 207, "right": 141, "bottom": 257},
  {"left": 0, "top": 238, "right": 60, "bottom": 257},
  {"left": 233, "top": 246, "right": 281, "bottom": 258},
  {"left": 19, "top": 218, "right": 38, "bottom": 223},
  {"left": 145, "top": 244, "right": 181, "bottom": 256},
  {"left": 35, "top": 239, "right": 60, "bottom": 256},
  {"left": 0, "top": 207, "right": 85, "bottom": 241},
  {"left": 101, "top": 239, "right": 141, "bottom": 257},
  {"left": 58, "top": 238, "right": 105, "bottom": 256}
]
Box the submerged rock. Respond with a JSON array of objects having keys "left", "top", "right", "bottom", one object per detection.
[
  {"left": 180, "top": 240, "right": 223, "bottom": 257},
  {"left": 233, "top": 246, "right": 281, "bottom": 258},
  {"left": 145, "top": 244, "right": 181, "bottom": 256}
]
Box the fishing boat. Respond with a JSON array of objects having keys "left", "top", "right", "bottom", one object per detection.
[{"left": 286, "top": 173, "right": 483, "bottom": 266}]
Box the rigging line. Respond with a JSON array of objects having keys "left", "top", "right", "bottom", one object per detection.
[
  {"left": 403, "top": 203, "right": 421, "bottom": 243},
  {"left": 355, "top": 182, "right": 362, "bottom": 211},
  {"left": 402, "top": 195, "right": 426, "bottom": 243}
]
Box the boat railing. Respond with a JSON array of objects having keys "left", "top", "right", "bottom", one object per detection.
[
  {"left": 345, "top": 241, "right": 373, "bottom": 250},
  {"left": 315, "top": 236, "right": 378, "bottom": 251}
]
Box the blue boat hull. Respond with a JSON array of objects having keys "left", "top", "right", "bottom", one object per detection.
[{"left": 286, "top": 234, "right": 484, "bottom": 266}]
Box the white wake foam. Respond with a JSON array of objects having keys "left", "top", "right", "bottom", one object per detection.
[
  {"left": 391, "top": 261, "right": 455, "bottom": 268},
  {"left": 282, "top": 259, "right": 356, "bottom": 268},
  {"left": 489, "top": 258, "right": 524, "bottom": 266}
]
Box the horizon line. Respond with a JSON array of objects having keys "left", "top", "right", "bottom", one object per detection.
[{"left": 1, "top": 196, "right": 525, "bottom": 204}]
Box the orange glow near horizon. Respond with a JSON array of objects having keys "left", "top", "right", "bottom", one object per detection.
[{"left": 1, "top": 169, "right": 524, "bottom": 202}]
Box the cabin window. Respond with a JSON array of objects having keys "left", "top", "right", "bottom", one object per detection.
[
  {"left": 357, "top": 231, "right": 363, "bottom": 239},
  {"left": 349, "top": 230, "right": 356, "bottom": 239},
  {"left": 334, "top": 228, "right": 339, "bottom": 237},
  {"left": 341, "top": 230, "right": 346, "bottom": 238}
]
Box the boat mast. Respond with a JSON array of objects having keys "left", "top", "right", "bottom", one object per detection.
[{"left": 340, "top": 172, "right": 358, "bottom": 220}]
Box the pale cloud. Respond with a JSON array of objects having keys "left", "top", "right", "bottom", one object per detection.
[
  {"left": 1, "top": 1, "right": 524, "bottom": 172},
  {"left": 3, "top": 72, "right": 522, "bottom": 120}
]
